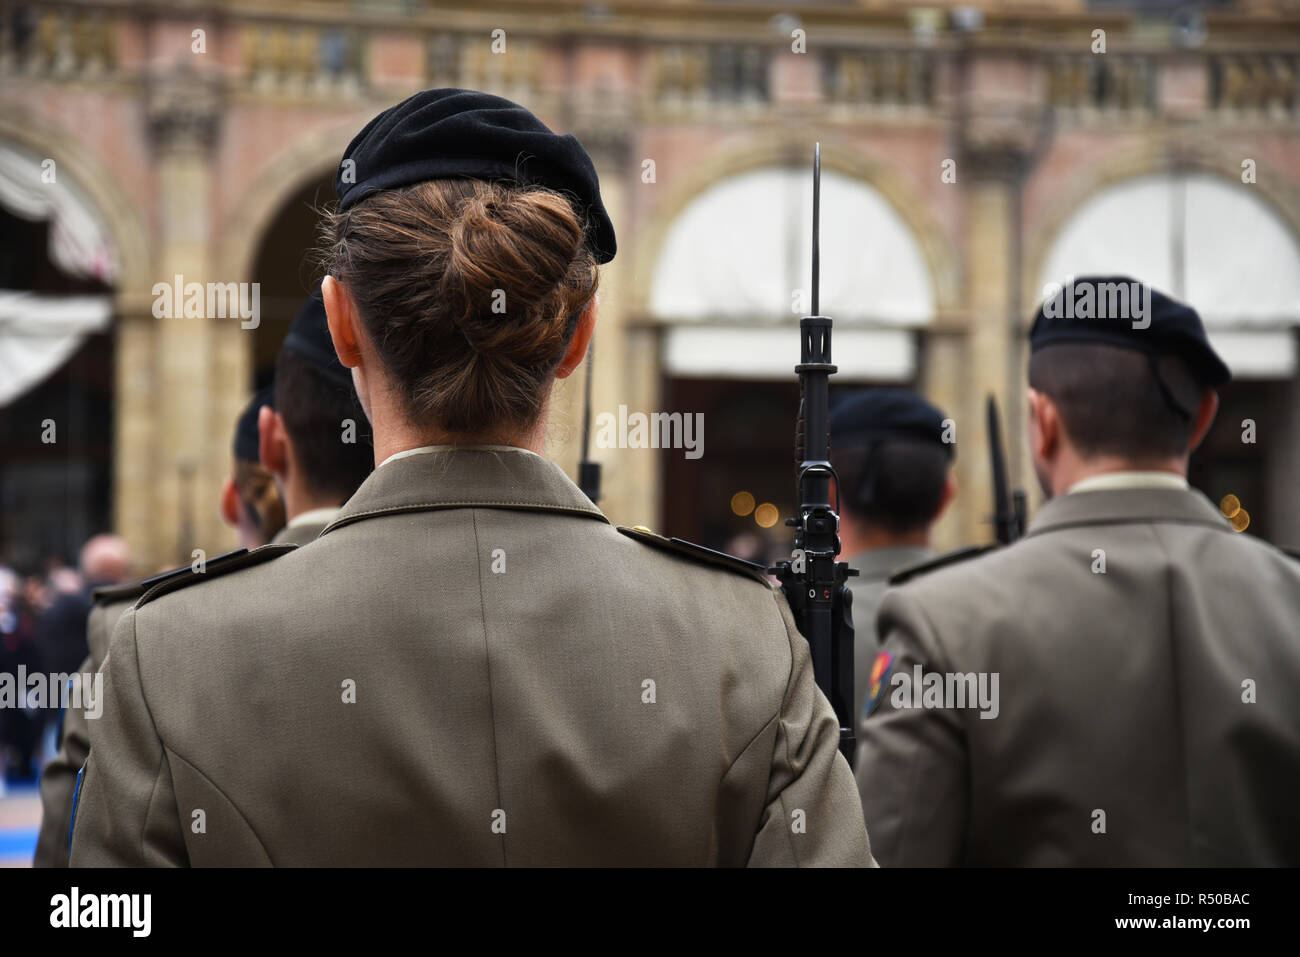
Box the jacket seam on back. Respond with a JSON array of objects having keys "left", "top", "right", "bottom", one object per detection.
[
  {"left": 1149, "top": 522, "right": 1196, "bottom": 865},
  {"left": 471, "top": 508, "right": 509, "bottom": 866},
  {"left": 163, "top": 747, "right": 274, "bottom": 866},
  {"left": 125, "top": 610, "right": 171, "bottom": 864}
]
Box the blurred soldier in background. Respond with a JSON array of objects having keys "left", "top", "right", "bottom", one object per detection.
[
  {"left": 221, "top": 387, "right": 287, "bottom": 549},
  {"left": 830, "top": 389, "right": 956, "bottom": 722},
  {"left": 259, "top": 286, "right": 374, "bottom": 546},
  {"left": 856, "top": 276, "right": 1300, "bottom": 866},
  {"left": 35, "top": 390, "right": 276, "bottom": 866},
  {"left": 35, "top": 288, "right": 371, "bottom": 865}
]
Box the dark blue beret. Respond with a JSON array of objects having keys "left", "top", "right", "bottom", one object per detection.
[
  {"left": 1030, "top": 275, "right": 1230, "bottom": 387},
  {"left": 831, "top": 388, "right": 954, "bottom": 459},
  {"left": 279, "top": 286, "right": 353, "bottom": 392},
  {"left": 335, "top": 88, "right": 616, "bottom": 264},
  {"left": 233, "top": 385, "right": 274, "bottom": 463}
]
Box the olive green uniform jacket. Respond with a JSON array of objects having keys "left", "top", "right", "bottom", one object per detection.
[
  {"left": 855, "top": 486, "right": 1300, "bottom": 866},
  {"left": 71, "top": 447, "right": 872, "bottom": 866},
  {"left": 34, "top": 509, "right": 340, "bottom": 866},
  {"left": 32, "top": 591, "right": 132, "bottom": 867}
]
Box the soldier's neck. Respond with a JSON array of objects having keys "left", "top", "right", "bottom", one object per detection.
[
  {"left": 1050, "top": 452, "right": 1188, "bottom": 498},
  {"left": 840, "top": 514, "right": 929, "bottom": 556},
  {"left": 366, "top": 382, "right": 552, "bottom": 465}
]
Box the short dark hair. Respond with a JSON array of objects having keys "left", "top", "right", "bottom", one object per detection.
[
  {"left": 835, "top": 438, "right": 950, "bottom": 535},
  {"left": 274, "top": 348, "right": 374, "bottom": 503},
  {"left": 1028, "top": 343, "right": 1205, "bottom": 461}
]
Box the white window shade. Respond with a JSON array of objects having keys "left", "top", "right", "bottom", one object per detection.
[{"left": 651, "top": 167, "right": 936, "bottom": 326}]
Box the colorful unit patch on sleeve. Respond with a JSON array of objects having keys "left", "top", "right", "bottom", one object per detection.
[{"left": 865, "top": 650, "right": 894, "bottom": 717}]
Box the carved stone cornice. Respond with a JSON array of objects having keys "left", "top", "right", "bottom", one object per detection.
[
  {"left": 145, "top": 64, "right": 222, "bottom": 155},
  {"left": 958, "top": 104, "right": 1043, "bottom": 182}
]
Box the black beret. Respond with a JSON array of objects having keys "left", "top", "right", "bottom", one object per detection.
[
  {"left": 335, "top": 88, "right": 616, "bottom": 264},
  {"left": 831, "top": 388, "right": 954, "bottom": 459},
  {"left": 233, "top": 385, "right": 274, "bottom": 463},
  {"left": 1030, "top": 275, "right": 1230, "bottom": 387},
  {"left": 279, "top": 286, "right": 353, "bottom": 392}
]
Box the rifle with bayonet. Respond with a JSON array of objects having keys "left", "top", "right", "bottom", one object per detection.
[
  {"left": 986, "top": 394, "right": 1027, "bottom": 544},
  {"left": 771, "top": 144, "right": 857, "bottom": 768}
]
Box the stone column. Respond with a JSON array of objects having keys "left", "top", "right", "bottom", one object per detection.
[
  {"left": 144, "top": 66, "right": 228, "bottom": 568},
  {"left": 921, "top": 317, "right": 969, "bottom": 552},
  {"left": 954, "top": 47, "right": 1046, "bottom": 545},
  {"left": 112, "top": 299, "right": 159, "bottom": 569}
]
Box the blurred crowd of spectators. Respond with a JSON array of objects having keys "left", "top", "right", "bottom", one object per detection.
[{"left": 0, "top": 535, "right": 130, "bottom": 784}]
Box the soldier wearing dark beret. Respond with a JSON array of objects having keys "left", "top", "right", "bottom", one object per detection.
[
  {"left": 35, "top": 292, "right": 371, "bottom": 865},
  {"left": 70, "top": 89, "right": 872, "bottom": 867},
  {"left": 35, "top": 389, "right": 283, "bottom": 866},
  {"left": 261, "top": 285, "right": 374, "bottom": 546},
  {"left": 829, "top": 388, "right": 957, "bottom": 723},
  {"left": 855, "top": 275, "right": 1300, "bottom": 866}
]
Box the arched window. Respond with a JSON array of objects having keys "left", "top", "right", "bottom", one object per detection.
[{"left": 650, "top": 166, "right": 936, "bottom": 381}]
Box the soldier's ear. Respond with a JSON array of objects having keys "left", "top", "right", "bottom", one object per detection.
[
  {"left": 219, "top": 475, "right": 241, "bottom": 530},
  {"left": 555, "top": 297, "right": 597, "bottom": 380},
  {"left": 258, "top": 405, "right": 288, "bottom": 479},
  {"left": 1026, "top": 387, "right": 1058, "bottom": 459},
  {"left": 322, "top": 275, "right": 362, "bottom": 369}
]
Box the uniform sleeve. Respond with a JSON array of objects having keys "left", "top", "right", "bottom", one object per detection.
[
  {"left": 855, "top": 586, "right": 968, "bottom": 866},
  {"left": 33, "top": 652, "right": 94, "bottom": 867},
  {"left": 747, "top": 591, "right": 876, "bottom": 867},
  {"left": 69, "top": 608, "right": 188, "bottom": 867}
]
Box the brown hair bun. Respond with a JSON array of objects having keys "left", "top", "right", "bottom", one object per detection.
[{"left": 320, "top": 178, "right": 598, "bottom": 436}]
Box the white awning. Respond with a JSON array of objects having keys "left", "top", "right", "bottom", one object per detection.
[
  {"left": 0, "top": 144, "right": 119, "bottom": 283},
  {"left": 0, "top": 291, "right": 113, "bottom": 406}
]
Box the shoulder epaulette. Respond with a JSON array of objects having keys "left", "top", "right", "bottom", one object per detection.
[
  {"left": 135, "top": 544, "right": 297, "bottom": 609},
  {"left": 91, "top": 561, "right": 195, "bottom": 607},
  {"left": 91, "top": 580, "right": 149, "bottom": 605},
  {"left": 617, "top": 525, "right": 771, "bottom": 585},
  {"left": 888, "top": 543, "right": 997, "bottom": 586}
]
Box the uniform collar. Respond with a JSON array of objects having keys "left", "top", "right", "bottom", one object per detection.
[
  {"left": 846, "top": 544, "right": 935, "bottom": 581},
  {"left": 1026, "top": 485, "right": 1230, "bottom": 538},
  {"left": 286, "top": 506, "right": 343, "bottom": 530},
  {"left": 377, "top": 443, "right": 531, "bottom": 469},
  {"left": 1066, "top": 470, "right": 1189, "bottom": 495},
  {"left": 321, "top": 446, "right": 606, "bottom": 535}
]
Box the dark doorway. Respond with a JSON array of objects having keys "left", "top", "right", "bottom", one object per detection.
[
  {"left": 0, "top": 208, "right": 114, "bottom": 571},
  {"left": 249, "top": 174, "right": 335, "bottom": 390},
  {"left": 660, "top": 378, "right": 901, "bottom": 562}
]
